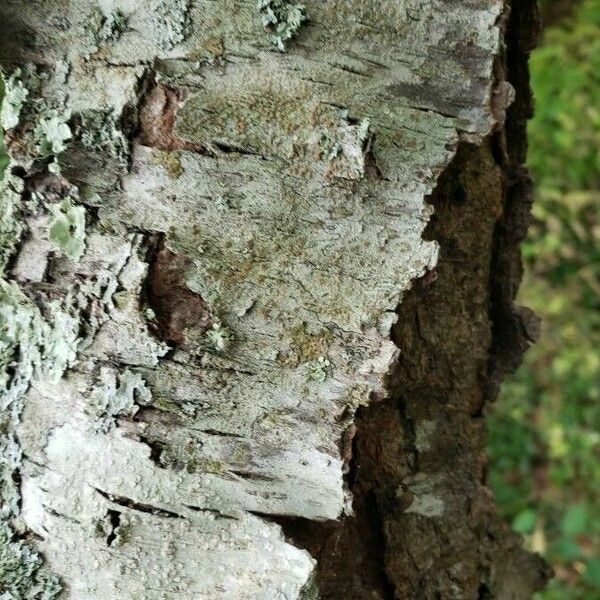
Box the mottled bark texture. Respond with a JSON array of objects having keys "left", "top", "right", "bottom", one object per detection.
[{"left": 0, "top": 0, "right": 549, "bottom": 598}]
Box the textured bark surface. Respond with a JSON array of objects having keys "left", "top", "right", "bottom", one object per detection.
[{"left": 0, "top": 1, "right": 549, "bottom": 598}]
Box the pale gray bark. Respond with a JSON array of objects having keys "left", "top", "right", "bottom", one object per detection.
[{"left": 0, "top": 1, "right": 543, "bottom": 599}]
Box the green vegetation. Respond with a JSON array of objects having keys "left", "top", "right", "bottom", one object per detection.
[{"left": 488, "top": 1, "right": 600, "bottom": 597}]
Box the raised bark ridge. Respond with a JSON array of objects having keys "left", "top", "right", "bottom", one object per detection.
[{"left": 0, "top": 1, "right": 542, "bottom": 598}]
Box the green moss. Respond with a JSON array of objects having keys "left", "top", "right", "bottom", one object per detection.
[
  {"left": 198, "top": 458, "right": 225, "bottom": 474},
  {"left": 112, "top": 291, "right": 132, "bottom": 309},
  {"left": 185, "top": 458, "right": 198, "bottom": 474},
  {"left": 299, "top": 574, "right": 320, "bottom": 600},
  {"left": 94, "top": 517, "right": 109, "bottom": 539},
  {"left": 112, "top": 521, "right": 132, "bottom": 547},
  {"left": 48, "top": 196, "right": 86, "bottom": 261}
]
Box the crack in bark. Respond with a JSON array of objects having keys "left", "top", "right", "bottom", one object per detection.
[
  {"left": 105, "top": 509, "right": 121, "bottom": 547},
  {"left": 184, "top": 505, "right": 238, "bottom": 521},
  {"left": 93, "top": 487, "right": 185, "bottom": 519},
  {"left": 145, "top": 234, "right": 213, "bottom": 347},
  {"left": 136, "top": 81, "right": 214, "bottom": 155}
]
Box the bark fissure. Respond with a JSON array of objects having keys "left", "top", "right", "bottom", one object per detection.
[
  {"left": 105, "top": 509, "right": 121, "bottom": 547},
  {"left": 94, "top": 488, "right": 186, "bottom": 520}
]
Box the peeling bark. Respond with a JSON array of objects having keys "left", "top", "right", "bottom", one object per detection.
[{"left": 0, "top": 1, "right": 549, "bottom": 598}]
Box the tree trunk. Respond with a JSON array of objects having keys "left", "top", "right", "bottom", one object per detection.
[{"left": 1, "top": 1, "right": 550, "bottom": 598}]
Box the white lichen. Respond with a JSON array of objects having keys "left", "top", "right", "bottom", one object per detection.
[
  {"left": 0, "top": 69, "right": 28, "bottom": 131},
  {"left": 97, "top": 10, "right": 128, "bottom": 44},
  {"left": 77, "top": 110, "right": 128, "bottom": 163},
  {"left": 415, "top": 420, "right": 436, "bottom": 452},
  {"left": 402, "top": 474, "right": 446, "bottom": 518}
]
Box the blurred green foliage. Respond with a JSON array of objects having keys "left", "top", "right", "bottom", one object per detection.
[{"left": 488, "top": 1, "right": 600, "bottom": 598}]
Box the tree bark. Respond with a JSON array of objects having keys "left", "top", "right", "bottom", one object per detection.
[{"left": 0, "top": 1, "right": 550, "bottom": 598}]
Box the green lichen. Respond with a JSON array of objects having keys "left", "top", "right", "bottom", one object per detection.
[
  {"left": 0, "top": 131, "right": 8, "bottom": 183},
  {"left": 77, "top": 110, "right": 128, "bottom": 164},
  {"left": 0, "top": 279, "right": 79, "bottom": 409},
  {"left": 0, "top": 72, "right": 26, "bottom": 181},
  {"left": 0, "top": 69, "right": 28, "bottom": 131},
  {"left": 0, "top": 176, "right": 24, "bottom": 274},
  {"left": 206, "top": 321, "right": 233, "bottom": 352},
  {"left": 0, "top": 523, "right": 61, "bottom": 600},
  {"left": 0, "top": 435, "right": 21, "bottom": 519},
  {"left": 0, "top": 66, "right": 73, "bottom": 600},
  {"left": 35, "top": 111, "right": 72, "bottom": 156},
  {"left": 307, "top": 356, "right": 330, "bottom": 382},
  {"left": 97, "top": 10, "right": 128, "bottom": 44},
  {"left": 154, "top": 0, "right": 190, "bottom": 50},
  {"left": 48, "top": 196, "right": 86, "bottom": 261},
  {"left": 320, "top": 112, "right": 370, "bottom": 166},
  {"left": 257, "top": 0, "right": 307, "bottom": 51},
  {"left": 319, "top": 129, "right": 341, "bottom": 161},
  {"left": 92, "top": 368, "right": 152, "bottom": 432}
]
